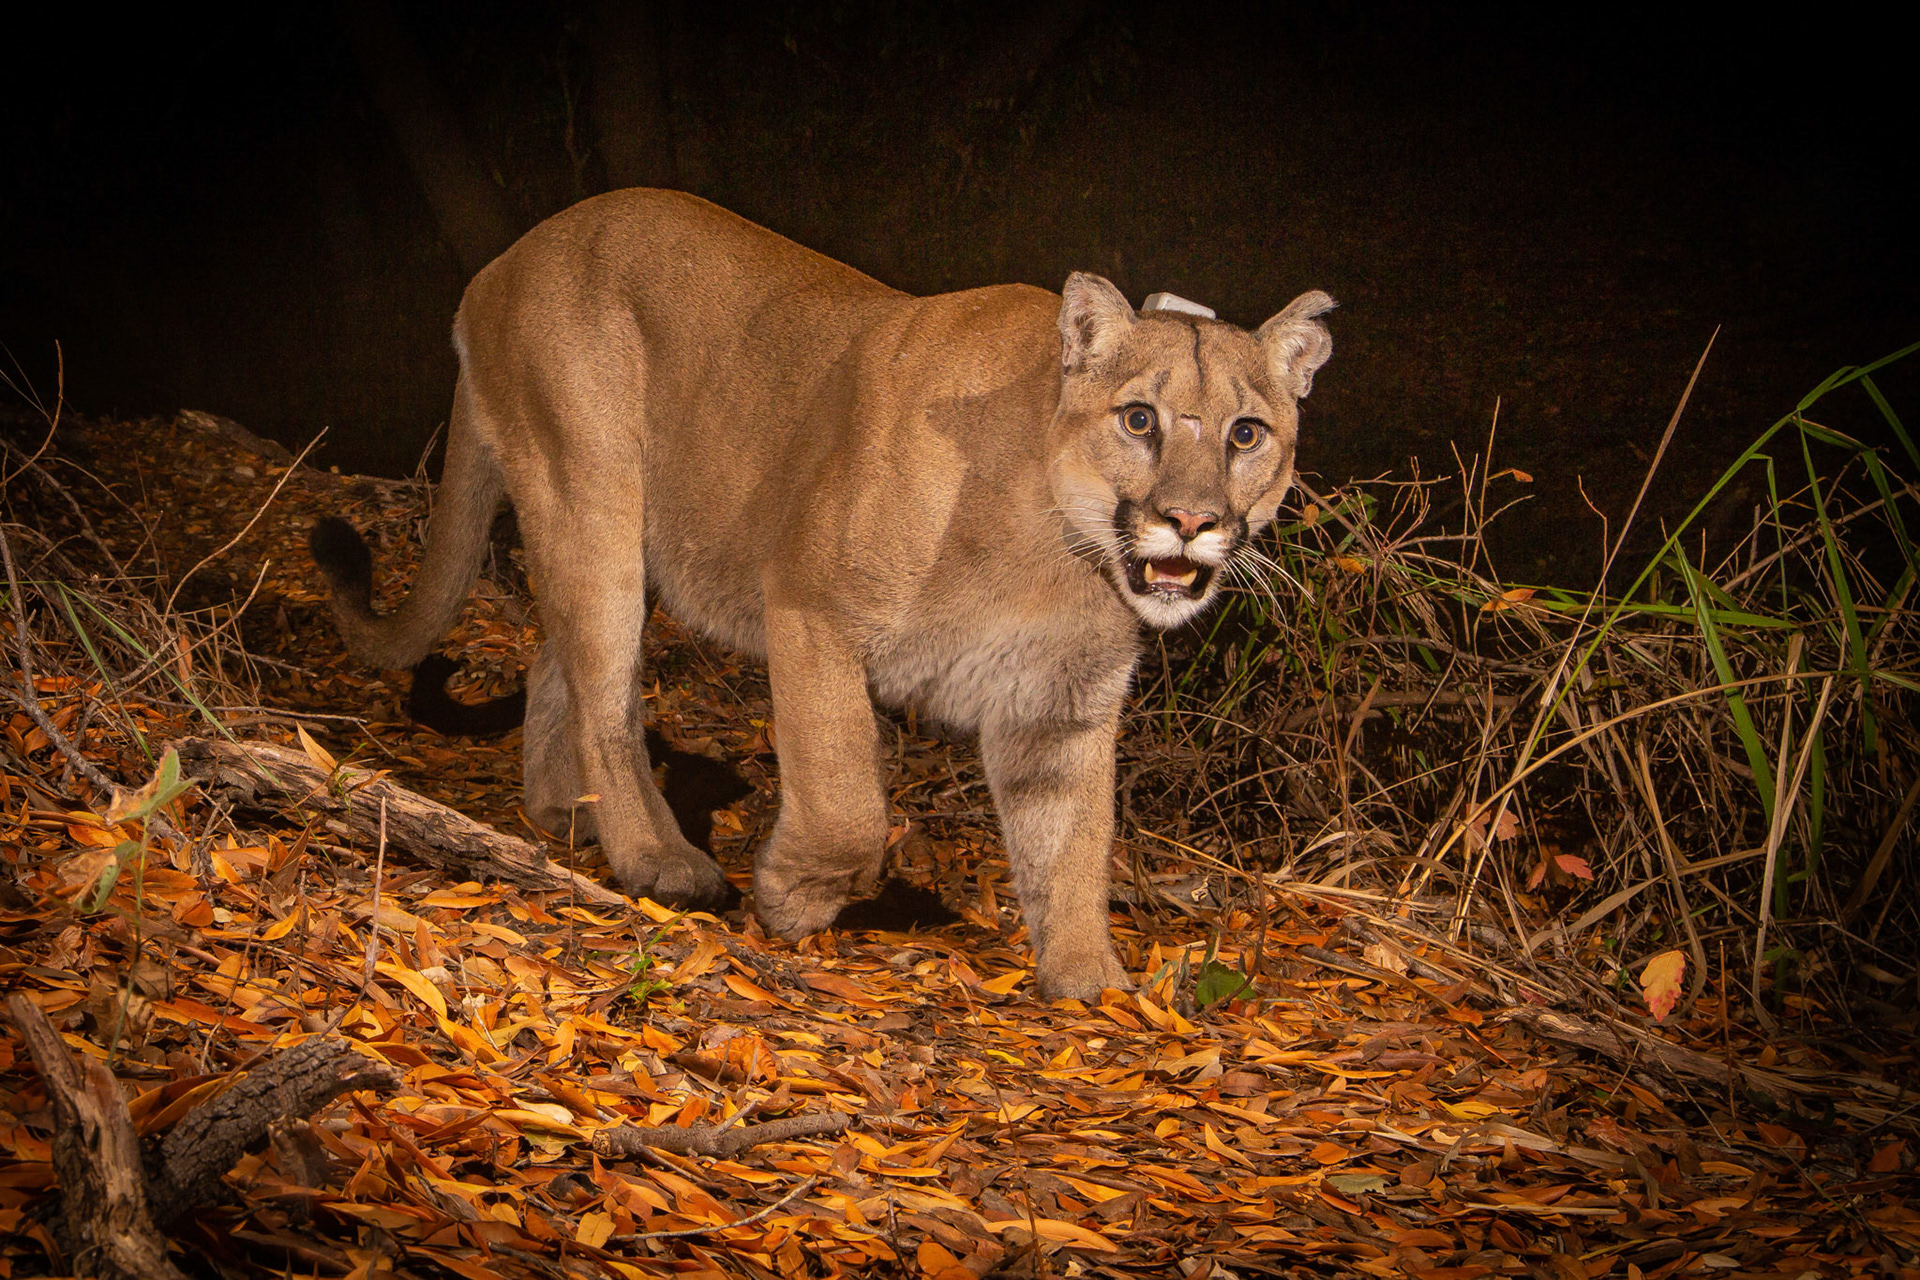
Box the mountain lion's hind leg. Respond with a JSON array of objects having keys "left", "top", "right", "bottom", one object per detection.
[
  {"left": 982, "top": 714, "right": 1133, "bottom": 1001},
  {"left": 518, "top": 486, "right": 732, "bottom": 909},
  {"left": 522, "top": 650, "right": 593, "bottom": 842},
  {"left": 752, "top": 604, "right": 888, "bottom": 938}
]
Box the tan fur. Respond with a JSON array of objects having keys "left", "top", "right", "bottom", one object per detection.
[{"left": 317, "top": 190, "right": 1331, "bottom": 1000}]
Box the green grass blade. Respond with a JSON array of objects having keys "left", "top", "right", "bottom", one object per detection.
[
  {"left": 1676, "top": 545, "right": 1776, "bottom": 825},
  {"left": 1765, "top": 456, "right": 1787, "bottom": 615},
  {"left": 1860, "top": 373, "right": 1920, "bottom": 473},
  {"left": 1857, "top": 450, "right": 1918, "bottom": 580},
  {"left": 55, "top": 583, "right": 153, "bottom": 764},
  {"left": 1798, "top": 425, "right": 1877, "bottom": 753},
  {"left": 61, "top": 592, "right": 279, "bottom": 786}
]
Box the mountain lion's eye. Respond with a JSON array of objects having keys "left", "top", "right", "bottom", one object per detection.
[
  {"left": 1229, "top": 419, "right": 1266, "bottom": 451},
  {"left": 1121, "top": 405, "right": 1157, "bottom": 437}
]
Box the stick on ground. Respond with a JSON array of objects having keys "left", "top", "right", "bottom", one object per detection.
[
  {"left": 1500, "top": 1005, "right": 1798, "bottom": 1107},
  {"left": 143, "top": 1037, "right": 402, "bottom": 1225},
  {"left": 592, "top": 1112, "right": 851, "bottom": 1159}
]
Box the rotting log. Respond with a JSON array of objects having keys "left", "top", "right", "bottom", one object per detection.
[
  {"left": 6, "top": 996, "right": 401, "bottom": 1278},
  {"left": 173, "top": 736, "right": 627, "bottom": 908}
]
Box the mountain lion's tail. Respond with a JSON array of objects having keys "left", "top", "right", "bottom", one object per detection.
[{"left": 308, "top": 392, "right": 504, "bottom": 670}]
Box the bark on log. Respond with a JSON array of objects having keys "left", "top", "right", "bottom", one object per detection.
[
  {"left": 173, "top": 736, "right": 627, "bottom": 909},
  {"left": 8, "top": 995, "right": 187, "bottom": 1280},
  {"left": 144, "top": 1038, "right": 402, "bottom": 1226}
]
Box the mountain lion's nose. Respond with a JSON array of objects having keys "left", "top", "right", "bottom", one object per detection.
[{"left": 1163, "top": 508, "right": 1219, "bottom": 540}]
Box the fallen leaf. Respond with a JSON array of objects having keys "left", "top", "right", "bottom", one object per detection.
[
  {"left": 1481, "top": 587, "right": 1537, "bottom": 612},
  {"left": 575, "top": 1210, "right": 614, "bottom": 1248},
  {"left": 983, "top": 1218, "right": 1119, "bottom": 1251},
  {"left": 295, "top": 723, "right": 338, "bottom": 773},
  {"left": 980, "top": 969, "right": 1027, "bottom": 995},
  {"left": 1361, "top": 942, "right": 1408, "bottom": 975}
]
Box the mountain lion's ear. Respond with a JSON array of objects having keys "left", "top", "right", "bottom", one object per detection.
[
  {"left": 1256, "top": 290, "right": 1336, "bottom": 399},
  {"left": 1059, "top": 273, "right": 1135, "bottom": 373}
]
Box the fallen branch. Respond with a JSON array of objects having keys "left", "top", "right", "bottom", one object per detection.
[
  {"left": 144, "top": 1037, "right": 402, "bottom": 1225},
  {"left": 1501, "top": 1006, "right": 1798, "bottom": 1107},
  {"left": 172, "top": 736, "right": 625, "bottom": 908},
  {"left": 592, "top": 1112, "right": 850, "bottom": 1159}
]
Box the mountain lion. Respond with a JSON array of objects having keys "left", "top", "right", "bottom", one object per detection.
[{"left": 312, "top": 189, "right": 1332, "bottom": 1000}]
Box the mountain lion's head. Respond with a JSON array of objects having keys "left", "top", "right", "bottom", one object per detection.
[{"left": 1049, "top": 273, "right": 1334, "bottom": 629}]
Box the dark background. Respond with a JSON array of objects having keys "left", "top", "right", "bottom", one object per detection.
[{"left": 4, "top": 2, "right": 1915, "bottom": 580}]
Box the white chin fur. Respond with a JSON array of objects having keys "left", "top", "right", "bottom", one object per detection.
[{"left": 1122, "top": 579, "right": 1215, "bottom": 629}]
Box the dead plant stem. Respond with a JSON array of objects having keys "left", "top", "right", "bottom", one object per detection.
[
  {"left": 1632, "top": 740, "right": 1708, "bottom": 1006},
  {"left": 162, "top": 428, "right": 322, "bottom": 617},
  {"left": 1751, "top": 675, "right": 1838, "bottom": 1021}
]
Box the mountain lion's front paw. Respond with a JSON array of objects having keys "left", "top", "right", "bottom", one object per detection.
[
  {"left": 1036, "top": 948, "right": 1133, "bottom": 1003},
  {"left": 752, "top": 863, "right": 853, "bottom": 941},
  {"left": 631, "top": 848, "right": 738, "bottom": 913}
]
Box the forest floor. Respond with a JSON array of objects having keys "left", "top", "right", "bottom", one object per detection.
[{"left": 1, "top": 411, "right": 1917, "bottom": 1279}]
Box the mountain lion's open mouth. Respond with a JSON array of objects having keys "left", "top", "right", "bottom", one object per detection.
[{"left": 1124, "top": 554, "right": 1214, "bottom": 600}]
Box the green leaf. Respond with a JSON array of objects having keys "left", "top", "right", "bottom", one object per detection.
[
  {"left": 1195, "top": 959, "right": 1252, "bottom": 1009},
  {"left": 1799, "top": 426, "right": 1877, "bottom": 753},
  {"left": 106, "top": 747, "right": 194, "bottom": 824}
]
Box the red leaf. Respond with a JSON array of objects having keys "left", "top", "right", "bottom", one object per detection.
[{"left": 1554, "top": 853, "right": 1594, "bottom": 881}]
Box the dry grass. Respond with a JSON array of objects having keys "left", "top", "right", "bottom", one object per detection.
[{"left": 1, "top": 415, "right": 268, "bottom": 809}]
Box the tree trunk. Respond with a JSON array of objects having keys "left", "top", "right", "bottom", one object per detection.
[
  {"left": 337, "top": 0, "right": 522, "bottom": 278},
  {"left": 8, "top": 995, "right": 402, "bottom": 1277},
  {"left": 586, "top": 0, "right": 679, "bottom": 190}
]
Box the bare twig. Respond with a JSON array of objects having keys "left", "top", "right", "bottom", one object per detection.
[{"left": 163, "top": 429, "right": 323, "bottom": 616}]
